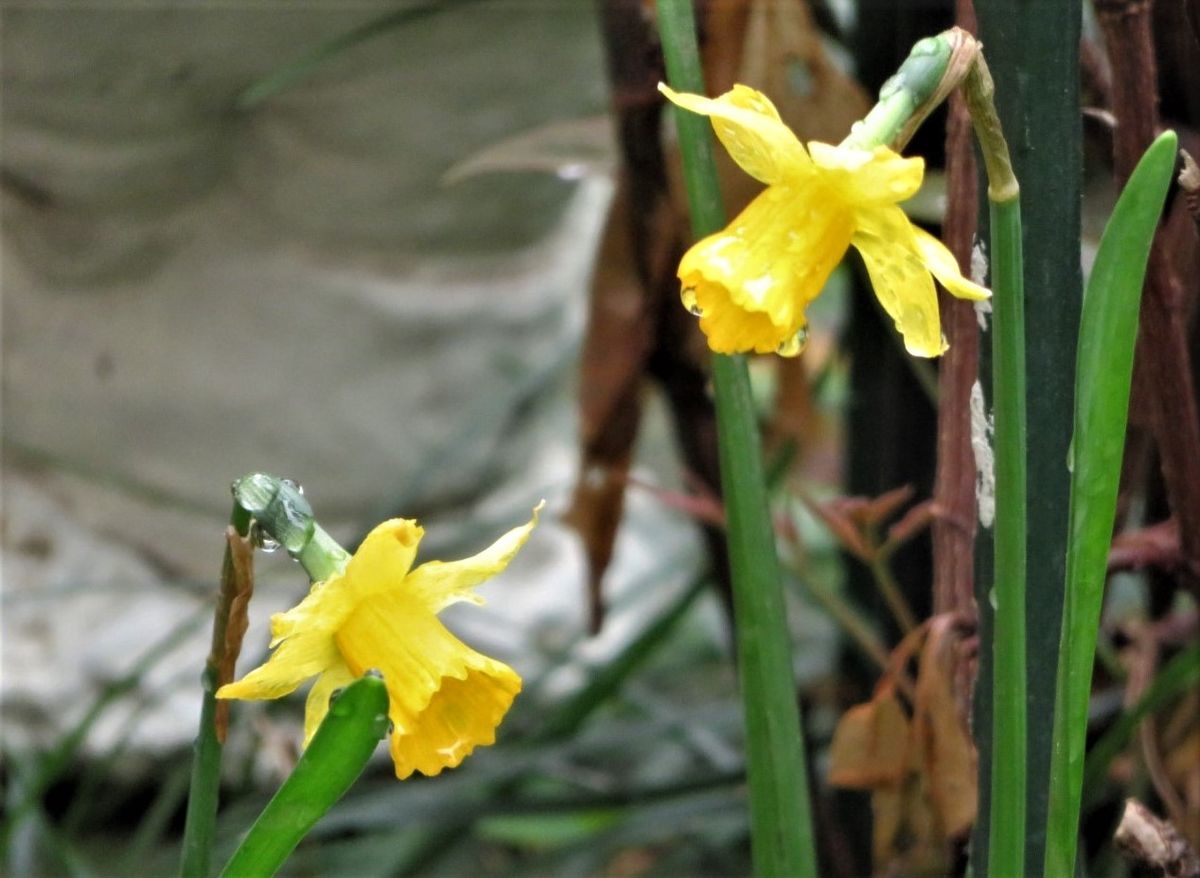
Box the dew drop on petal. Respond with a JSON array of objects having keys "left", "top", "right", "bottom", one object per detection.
[
  {"left": 776, "top": 327, "right": 809, "bottom": 357},
  {"left": 681, "top": 286, "right": 702, "bottom": 316}
]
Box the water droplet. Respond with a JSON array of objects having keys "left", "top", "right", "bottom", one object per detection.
[
  {"left": 263, "top": 481, "right": 315, "bottom": 553},
  {"left": 681, "top": 287, "right": 702, "bottom": 316},
  {"left": 249, "top": 519, "right": 280, "bottom": 553},
  {"left": 988, "top": 587, "right": 998, "bottom": 610},
  {"left": 365, "top": 667, "right": 384, "bottom": 679},
  {"left": 879, "top": 74, "right": 902, "bottom": 99},
  {"left": 912, "top": 36, "right": 940, "bottom": 57},
  {"left": 776, "top": 327, "right": 809, "bottom": 357},
  {"left": 387, "top": 720, "right": 395, "bottom": 734}
]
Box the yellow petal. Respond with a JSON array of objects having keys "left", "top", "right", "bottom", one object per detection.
[
  {"left": 269, "top": 578, "right": 341, "bottom": 647},
  {"left": 388, "top": 659, "right": 521, "bottom": 779},
  {"left": 216, "top": 629, "right": 340, "bottom": 701},
  {"left": 333, "top": 588, "right": 520, "bottom": 779},
  {"left": 852, "top": 206, "right": 946, "bottom": 358},
  {"left": 659, "top": 83, "right": 810, "bottom": 185},
  {"left": 336, "top": 518, "right": 424, "bottom": 606},
  {"left": 689, "top": 272, "right": 796, "bottom": 354},
  {"left": 679, "top": 183, "right": 853, "bottom": 354},
  {"left": 911, "top": 227, "right": 990, "bottom": 301},
  {"left": 302, "top": 660, "right": 356, "bottom": 747},
  {"left": 808, "top": 141, "right": 924, "bottom": 205},
  {"left": 403, "top": 503, "right": 542, "bottom": 614},
  {"left": 335, "top": 594, "right": 459, "bottom": 717}
]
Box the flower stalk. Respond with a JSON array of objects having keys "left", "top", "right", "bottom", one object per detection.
[
  {"left": 653, "top": 14, "right": 1028, "bottom": 875},
  {"left": 179, "top": 503, "right": 254, "bottom": 878},
  {"left": 961, "top": 51, "right": 1029, "bottom": 878},
  {"left": 655, "top": 1, "right": 818, "bottom": 874},
  {"left": 232, "top": 473, "right": 350, "bottom": 583}
]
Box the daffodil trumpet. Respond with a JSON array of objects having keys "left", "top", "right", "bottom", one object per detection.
[
  {"left": 660, "top": 82, "right": 990, "bottom": 359},
  {"left": 219, "top": 501, "right": 541, "bottom": 780}
]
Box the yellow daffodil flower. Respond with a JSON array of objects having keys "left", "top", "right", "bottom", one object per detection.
[
  {"left": 218, "top": 505, "right": 540, "bottom": 779},
  {"left": 660, "top": 83, "right": 990, "bottom": 357}
]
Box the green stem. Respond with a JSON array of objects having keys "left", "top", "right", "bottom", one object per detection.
[
  {"left": 233, "top": 473, "right": 351, "bottom": 582},
  {"left": 986, "top": 194, "right": 1028, "bottom": 878},
  {"left": 842, "top": 28, "right": 978, "bottom": 153},
  {"left": 180, "top": 503, "right": 252, "bottom": 878},
  {"left": 655, "top": 2, "right": 817, "bottom": 875},
  {"left": 962, "top": 54, "right": 1028, "bottom": 878}
]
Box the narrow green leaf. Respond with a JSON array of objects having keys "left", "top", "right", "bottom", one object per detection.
[
  {"left": 1082, "top": 643, "right": 1200, "bottom": 807},
  {"left": 181, "top": 503, "right": 252, "bottom": 878},
  {"left": 1044, "top": 129, "right": 1178, "bottom": 878},
  {"left": 987, "top": 192, "right": 1028, "bottom": 878},
  {"left": 654, "top": 2, "right": 818, "bottom": 875},
  {"left": 219, "top": 675, "right": 390, "bottom": 878},
  {"left": 535, "top": 576, "right": 706, "bottom": 742}
]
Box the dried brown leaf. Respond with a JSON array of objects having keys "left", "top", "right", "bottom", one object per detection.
[
  {"left": 913, "top": 617, "right": 978, "bottom": 838},
  {"left": 828, "top": 690, "right": 911, "bottom": 789}
]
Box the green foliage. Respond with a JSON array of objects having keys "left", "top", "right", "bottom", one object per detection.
[
  {"left": 655, "top": 1, "right": 818, "bottom": 874},
  {"left": 986, "top": 193, "right": 1028, "bottom": 878},
  {"left": 220, "top": 675, "right": 390, "bottom": 877},
  {"left": 1044, "top": 130, "right": 1179, "bottom": 878}
]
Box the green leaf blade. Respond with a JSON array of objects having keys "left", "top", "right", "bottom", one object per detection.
[
  {"left": 1044, "top": 128, "right": 1178, "bottom": 878},
  {"left": 219, "top": 675, "right": 390, "bottom": 878}
]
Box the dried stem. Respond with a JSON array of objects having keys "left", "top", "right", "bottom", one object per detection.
[
  {"left": 931, "top": 0, "right": 981, "bottom": 618},
  {"left": 1095, "top": 0, "right": 1200, "bottom": 595}
]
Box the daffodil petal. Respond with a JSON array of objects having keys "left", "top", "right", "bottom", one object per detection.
[
  {"left": 269, "top": 577, "right": 344, "bottom": 646},
  {"left": 388, "top": 659, "right": 521, "bottom": 779},
  {"left": 337, "top": 518, "right": 424, "bottom": 605},
  {"left": 302, "top": 660, "right": 356, "bottom": 747},
  {"left": 679, "top": 184, "right": 853, "bottom": 354},
  {"left": 217, "top": 629, "right": 340, "bottom": 701},
  {"left": 809, "top": 142, "right": 924, "bottom": 205},
  {"left": 659, "top": 83, "right": 810, "bottom": 185},
  {"left": 853, "top": 206, "right": 947, "bottom": 358},
  {"left": 404, "top": 503, "right": 542, "bottom": 613},
  {"left": 333, "top": 588, "right": 521, "bottom": 778},
  {"left": 912, "top": 227, "right": 991, "bottom": 301}
]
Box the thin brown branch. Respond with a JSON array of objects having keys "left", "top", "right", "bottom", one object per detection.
[
  {"left": 931, "top": 0, "right": 981, "bottom": 618},
  {"left": 1096, "top": 0, "right": 1200, "bottom": 596}
]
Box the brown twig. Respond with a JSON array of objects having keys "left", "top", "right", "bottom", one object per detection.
[
  {"left": 1109, "top": 519, "right": 1185, "bottom": 574},
  {"left": 1095, "top": 0, "right": 1200, "bottom": 596},
  {"left": 212, "top": 526, "right": 255, "bottom": 743},
  {"left": 1181, "top": 149, "right": 1200, "bottom": 237},
  {"left": 931, "top": 0, "right": 981, "bottom": 619},
  {"left": 1125, "top": 627, "right": 1190, "bottom": 838}
]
